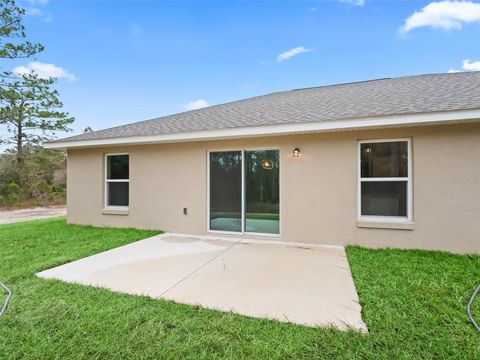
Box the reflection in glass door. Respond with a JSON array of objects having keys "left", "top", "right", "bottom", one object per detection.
[
  {"left": 209, "top": 149, "right": 280, "bottom": 235},
  {"left": 244, "top": 150, "right": 280, "bottom": 234},
  {"left": 209, "top": 151, "right": 242, "bottom": 232}
]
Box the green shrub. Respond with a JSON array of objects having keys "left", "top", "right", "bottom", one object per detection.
[{"left": 3, "top": 182, "right": 23, "bottom": 204}]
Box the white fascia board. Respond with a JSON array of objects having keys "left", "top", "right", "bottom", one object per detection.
[{"left": 44, "top": 109, "right": 480, "bottom": 150}]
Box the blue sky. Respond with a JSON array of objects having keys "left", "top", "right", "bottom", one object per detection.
[{"left": 7, "top": 0, "right": 480, "bottom": 138}]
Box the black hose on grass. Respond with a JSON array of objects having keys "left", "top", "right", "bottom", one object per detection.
[
  {"left": 467, "top": 284, "right": 480, "bottom": 333},
  {"left": 0, "top": 280, "right": 11, "bottom": 319}
]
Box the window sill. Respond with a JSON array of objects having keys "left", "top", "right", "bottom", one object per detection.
[
  {"left": 357, "top": 220, "right": 414, "bottom": 230},
  {"left": 102, "top": 208, "right": 129, "bottom": 216}
]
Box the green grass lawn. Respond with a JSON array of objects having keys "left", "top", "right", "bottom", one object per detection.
[{"left": 0, "top": 218, "right": 479, "bottom": 359}]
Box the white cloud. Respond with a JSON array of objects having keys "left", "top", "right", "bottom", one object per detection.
[
  {"left": 25, "top": 0, "right": 52, "bottom": 22},
  {"left": 25, "top": 8, "right": 53, "bottom": 22},
  {"left": 447, "top": 58, "right": 480, "bottom": 73},
  {"left": 276, "top": 46, "right": 312, "bottom": 63},
  {"left": 13, "top": 61, "right": 76, "bottom": 81},
  {"left": 25, "top": 6, "right": 52, "bottom": 22},
  {"left": 26, "top": 8, "right": 43, "bottom": 16},
  {"left": 400, "top": 1, "right": 480, "bottom": 33},
  {"left": 185, "top": 99, "right": 209, "bottom": 111},
  {"left": 339, "top": 0, "right": 365, "bottom": 6},
  {"left": 462, "top": 59, "right": 480, "bottom": 70},
  {"left": 27, "top": 0, "right": 49, "bottom": 4},
  {"left": 129, "top": 22, "right": 142, "bottom": 38}
]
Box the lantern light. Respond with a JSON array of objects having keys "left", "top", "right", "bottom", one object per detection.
[{"left": 261, "top": 159, "right": 273, "bottom": 170}]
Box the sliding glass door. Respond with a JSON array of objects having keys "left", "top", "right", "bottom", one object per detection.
[
  {"left": 209, "top": 151, "right": 242, "bottom": 232},
  {"left": 209, "top": 149, "right": 280, "bottom": 235},
  {"left": 244, "top": 150, "right": 280, "bottom": 234}
]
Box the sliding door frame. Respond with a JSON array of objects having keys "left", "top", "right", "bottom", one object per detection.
[{"left": 207, "top": 148, "right": 281, "bottom": 237}]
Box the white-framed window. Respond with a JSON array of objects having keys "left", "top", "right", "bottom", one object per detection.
[
  {"left": 105, "top": 153, "right": 129, "bottom": 208},
  {"left": 358, "top": 139, "right": 412, "bottom": 222}
]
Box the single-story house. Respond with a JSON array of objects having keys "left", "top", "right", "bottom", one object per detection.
[{"left": 45, "top": 72, "right": 480, "bottom": 254}]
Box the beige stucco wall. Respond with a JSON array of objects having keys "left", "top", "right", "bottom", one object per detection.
[{"left": 66, "top": 122, "right": 480, "bottom": 253}]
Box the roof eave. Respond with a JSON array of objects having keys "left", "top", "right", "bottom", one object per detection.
[{"left": 44, "top": 108, "right": 480, "bottom": 151}]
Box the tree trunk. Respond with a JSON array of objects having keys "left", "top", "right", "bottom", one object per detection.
[{"left": 16, "top": 121, "right": 23, "bottom": 163}]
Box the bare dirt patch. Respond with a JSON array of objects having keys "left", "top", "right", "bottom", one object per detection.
[{"left": 0, "top": 206, "right": 66, "bottom": 224}]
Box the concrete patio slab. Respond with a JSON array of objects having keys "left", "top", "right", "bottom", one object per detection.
[
  {"left": 37, "top": 234, "right": 367, "bottom": 332},
  {"left": 38, "top": 236, "right": 229, "bottom": 296}
]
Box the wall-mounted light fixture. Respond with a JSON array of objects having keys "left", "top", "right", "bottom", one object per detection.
[{"left": 293, "top": 148, "right": 301, "bottom": 158}]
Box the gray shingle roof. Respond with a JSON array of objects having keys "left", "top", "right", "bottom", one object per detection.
[{"left": 52, "top": 72, "right": 480, "bottom": 143}]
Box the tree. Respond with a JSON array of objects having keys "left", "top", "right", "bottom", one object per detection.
[
  {"left": 0, "top": 72, "right": 74, "bottom": 162},
  {"left": 0, "top": 0, "right": 43, "bottom": 59},
  {"left": 0, "top": 145, "right": 67, "bottom": 206},
  {"left": 0, "top": 0, "right": 67, "bottom": 208},
  {"left": 0, "top": 0, "right": 44, "bottom": 147}
]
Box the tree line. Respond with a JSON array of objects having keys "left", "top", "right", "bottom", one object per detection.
[{"left": 0, "top": 0, "right": 73, "bottom": 207}]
